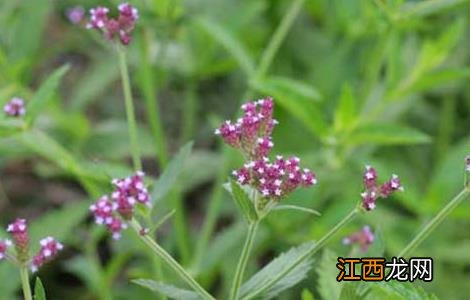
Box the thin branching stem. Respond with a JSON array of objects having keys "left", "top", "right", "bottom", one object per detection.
[
  {"left": 129, "top": 219, "right": 215, "bottom": 300},
  {"left": 241, "top": 207, "right": 359, "bottom": 300},
  {"left": 118, "top": 47, "right": 142, "bottom": 171},
  {"left": 20, "top": 266, "right": 32, "bottom": 300},
  {"left": 229, "top": 221, "right": 260, "bottom": 300},
  {"left": 399, "top": 187, "right": 470, "bottom": 257}
]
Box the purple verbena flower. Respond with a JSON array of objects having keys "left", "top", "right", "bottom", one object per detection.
[
  {"left": 90, "top": 171, "right": 150, "bottom": 240},
  {"left": 215, "top": 97, "right": 278, "bottom": 160},
  {"left": 87, "top": 3, "right": 138, "bottom": 45},
  {"left": 466, "top": 155, "right": 470, "bottom": 172},
  {"left": 233, "top": 155, "right": 317, "bottom": 201},
  {"left": 31, "top": 237, "right": 63, "bottom": 272},
  {"left": 3, "top": 97, "right": 26, "bottom": 117},
  {"left": 0, "top": 239, "right": 12, "bottom": 260},
  {"left": 360, "top": 166, "right": 403, "bottom": 211},
  {"left": 66, "top": 6, "right": 85, "bottom": 24},
  {"left": 7, "top": 218, "right": 29, "bottom": 261},
  {"left": 343, "top": 225, "right": 375, "bottom": 252}
]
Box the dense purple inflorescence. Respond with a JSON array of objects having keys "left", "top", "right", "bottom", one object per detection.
[
  {"left": 342, "top": 225, "right": 375, "bottom": 252},
  {"left": 216, "top": 97, "right": 317, "bottom": 204},
  {"left": 3, "top": 97, "right": 26, "bottom": 117},
  {"left": 361, "top": 166, "right": 403, "bottom": 211},
  {"left": 87, "top": 3, "right": 138, "bottom": 45},
  {"left": 90, "top": 171, "right": 150, "bottom": 239}
]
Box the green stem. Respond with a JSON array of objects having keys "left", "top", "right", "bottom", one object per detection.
[
  {"left": 129, "top": 219, "right": 214, "bottom": 300},
  {"left": 399, "top": 187, "right": 470, "bottom": 257},
  {"left": 241, "top": 207, "right": 359, "bottom": 300},
  {"left": 229, "top": 221, "right": 260, "bottom": 300},
  {"left": 118, "top": 47, "right": 142, "bottom": 171},
  {"left": 20, "top": 266, "right": 32, "bottom": 300},
  {"left": 255, "top": 0, "right": 305, "bottom": 79}
]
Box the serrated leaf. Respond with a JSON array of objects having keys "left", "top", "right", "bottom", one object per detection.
[
  {"left": 229, "top": 179, "right": 258, "bottom": 222},
  {"left": 347, "top": 123, "right": 431, "bottom": 145},
  {"left": 26, "top": 65, "right": 70, "bottom": 125},
  {"left": 34, "top": 277, "right": 46, "bottom": 300},
  {"left": 334, "top": 83, "right": 357, "bottom": 132},
  {"left": 133, "top": 279, "right": 199, "bottom": 300},
  {"left": 151, "top": 142, "right": 193, "bottom": 204},
  {"left": 317, "top": 249, "right": 342, "bottom": 300},
  {"left": 240, "top": 241, "right": 315, "bottom": 299},
  {"left": 251, "top": 78, "right": 327, "bottom": 139},
  {"left": 369, "top": 281, "right": 438, "bottom": 300},
  {"left": 196, "top": 17, "right": 254, "bottom": 75}
]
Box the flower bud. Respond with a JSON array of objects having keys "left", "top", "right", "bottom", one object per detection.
[{"left": 7, "top": 219, "right": 29, "bottom": 262}]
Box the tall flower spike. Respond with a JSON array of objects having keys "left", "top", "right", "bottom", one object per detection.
[
  {"left": 7, "top": 218, "right": 29, "bottom": 262},
  {"left": 31, "top": 237, "right": 63, "bottom": 272},
  {"left": 215, "top": 97, "right": 278, "bottom": 160},
  {"left": 0, "top": 239, "right": 12, "bottom": 260},
  {"left": 3, "top": 97, "right": 26, "bottom": 117},
  {"left": 342, "top": 226, "right": 375, "bottom": 252},
  {"left": 87, "top": 3, "right": 138, "bottom": 45},
  {"left": 361, "top": 166, "right": 403, "bottom": 211}
]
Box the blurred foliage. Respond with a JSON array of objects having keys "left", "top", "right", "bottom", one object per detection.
[{"left": 0, "top": 0, "right": 469, "bottom": 299}]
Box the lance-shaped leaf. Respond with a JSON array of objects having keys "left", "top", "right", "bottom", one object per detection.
[
  {"left": 240, "top": 241, "right": 315, "bottom": 299},
  {"left": 34, "top": 277, "right": 46, "bottom": 300},
  {"left": 228, "top": 179, "right": 258, "bottom": 223},
  {"left": 26, "top": 65, "right": 70, "bottom": 125},
  {"left": 133, "top": 279, "right": 199, "bottom": 300},
  {"left": 151, "top": 142, "right": 193, "bottom": 205}
]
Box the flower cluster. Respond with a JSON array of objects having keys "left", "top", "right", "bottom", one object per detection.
[
  {"left": 343, "top": 225, "right": 375, "bottom": 252},
  {"left": 31, "top": 237, "right": 64, "bottom": 272},
  {"left": 233, "top": 156, "right": 316, "bottom": 200},
  {"left": 466, "top": 155, "right": 470, "bottom": 172},
  {"left": 87, "top": 3, "right": 139, "bottom": 45},
  {"left": 2, "top": 219, "right": 63, "bottom": 272},
  {"left": 361, "top": 166, "right": 403, "bottom": 211},
  {"left": 3, "top": 97, "right": 26, "bottom": 117},
  {"left": 217, "top": 98, "right": 317, "bottom": 205},
  {"left": 215, "top": 98, "right": 278, "bottom": 160},
  {"left": 90, "top": 171, "right": 150, "bottom": 239},
  {"left": 67, "top": 6, "right": 85, "bottom": 25},
  {"left": 0, "top": 239, "right": 12, "bottom": 260}
]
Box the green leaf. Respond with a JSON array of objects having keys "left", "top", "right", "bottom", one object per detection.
[
  {"left": 334, "top": 83, "right": 357, "bottom": 132},
  {"left": 347, "top": 123, "right": 431, "bottom": 145},
  {"left": 317, "top": 249, "right": 342, "bottom": 300},
  {"left": 272, "top": 205, "right": 321, "bottom": 216},
  {"left": 398, "top": 0, "right": 469, "bottom": 19},
  {"left": 369, "top": 281, "right": 438, "bottom": 300},
  {"left": 151, "top": 142, "right": 193, "bottom": 204},
  {"left": 196, "top": 17, "right": 255, "bottom": 75},
  {"left": 229, "top": 179, "right": 258, "bottom": 223},
  {"left": 133, "top": 279, "right": 199, "bottom": 300},
  {"left": 34, "top": 277, "right": 46, "bottom": 300},
  {"left": 25, "top": 65, "right": 70, "bottom": 125},
  {"left": 240, "top": 241, "right": 314, "bottom": 299},
  {"left": 251, "top": 78, "right": 327, "bottom": 139},
  {"left": 301, "top": 289, "right": 315, "bottom": 300},
  {"left": 0, "top": 119, "right": 24, "bottom": 137}
]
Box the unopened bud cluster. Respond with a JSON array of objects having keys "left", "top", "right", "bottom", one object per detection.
[
  {"left": 361, "top": 166, "right": 403, "bottom": 211},
  {"left": 342, "top": 225, "right": 375, "bottom": 252},
  {"left": 2, "top": 219, "right": 63, "bottom": 272},
  {"left": 90, "top": 171, "right": 150, "bottom": 239},
  {"left": 216, "top": 98, "right": 317, "bottom": 205},
  {"left": 3, "top": 97, "right": 26, "bottom": 117},
  {"left": 87, "top": 3, "right": 138, "bottom": 45}
]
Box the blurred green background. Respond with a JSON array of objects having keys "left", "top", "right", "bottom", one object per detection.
[{"left": 0, "top": 0, "right": 469, "bottom": 299}]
